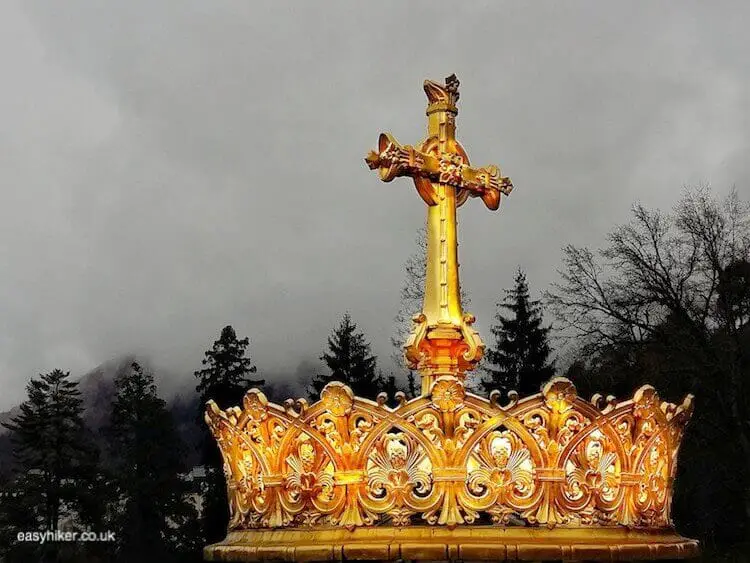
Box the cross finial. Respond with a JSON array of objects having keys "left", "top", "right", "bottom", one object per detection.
[
  {"left": 423, "top": 74, "right": 460, "bottom": 115},
  {"left": 365, "top": 75, "right": 514, "bottom": 394}
]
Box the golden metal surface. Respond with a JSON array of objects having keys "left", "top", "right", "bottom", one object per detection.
[
  {"left": 365, "top": 75, "right": 512, "bottom": 391},
  {"left": 203, "top": 75, "right": 698, "bottom": 561},
  {"left": 205, "top": 378, "right": 694, "bottom": 531},
  {"left": 205, "top": 527, "right": 699, "bottom": 561}
]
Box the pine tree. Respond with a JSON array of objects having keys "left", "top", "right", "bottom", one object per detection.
[
  {"left": 107, "top": 362, "right": 199, "bottom": 563},
  {"left": 405, "top": 371, "right": 418, "bottom": 399},
  {"left": 3, "top": 369, "right": 98, "bottom": 530},
  {"left": 311, "top": 313, "right": 381, "bottom": 400},
  {"left": 381, "top": 371, "right": 402, "bottom": 404},
  {"left": 1, "top": 369, "right": 100, "bottom": 562},
  {"left": 0, "top": 473, "right": 46, "bottom": 562},
  {"left": 482, "top": 269, "right": 555, "bottom": 397},
  {"left": 392, "top": 226, "right": 470, "bottom": 397},
  {"left": 195, "top": 325, "right": 264, "bottom": 410},
  {"left": 195, "top": 325, "right": 263, "bottom": 545}
]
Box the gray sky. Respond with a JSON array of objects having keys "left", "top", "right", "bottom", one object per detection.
[{"left": 1, "top": 0, "right": 748, "bottom": 408}]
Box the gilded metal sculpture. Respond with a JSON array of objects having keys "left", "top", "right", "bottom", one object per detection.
[{"left": 203, "top": 75, "right": 698, "bottom": 561}]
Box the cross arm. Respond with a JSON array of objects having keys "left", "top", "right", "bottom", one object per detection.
[
  {"left": 365, "top": 133, "right": 439, "bottom": 183},
  {"left": 365, "top": 133, "right": 513, "bottom": 209}
]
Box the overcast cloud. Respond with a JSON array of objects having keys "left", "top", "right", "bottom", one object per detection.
[{"left": 1, "top": 0, "right": 748, "bottom": 408}]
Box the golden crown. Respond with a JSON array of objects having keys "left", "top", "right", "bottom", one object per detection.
[
  {"left": 203, "top": 75, "right": 698, "bottom": 561},
  {"left": 204, "top": 377, "right": 696, "bottom": 561}
]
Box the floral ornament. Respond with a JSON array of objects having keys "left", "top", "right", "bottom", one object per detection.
[
  {"left": 379, "top": 141, "right": 404, "bottom": 167},
  {"left": 467, "top": 430, "right": 535, "bottom": 523},
  {"left": 564, "top": 432, "right": 619, "bottom": 509},
  {"left": 431, "top": 378, "right": 465, "bottom": 412},
  {"left": 242, "top": 389, "right": 269, "bottom": 422},
  {"left": 613, "top": 414, "right": 635, "bottom": 453},
  {"left": 454, "top": 409, "right": 483, "bottom": 448},
  {"left": 411, "top": 411, "right": 445, "bottom": 445},
  {"left": 316, "top": 416, "right": 343, "bottom": 453},
  {"left": 543, "top": 377, "right": 577, "bottom": 413},
  {"left": 205, "top": 375, "right": 695, "bottom": 533},
  {"left": 438, "top": 152, "right": 466, "bottom": 185},
  {"left": 367, "top": 432, "right": 432, "bottom": 511},
  {"left": 635, "top": 437, "right": 669, "bottom": 526},
  {"left": 285, "top": 434, "right": 334, "bottom": 505},
  {"left": 633, "top": 385, "right": 660, "bottom": 420},
  {"left": 632, "top": 385, "right": 663, "bottom": 456},
  {"left": 295, "top": 509, "right": 324, "bottom": 527},
  {"left": 521, "top": 412, "right": 550, "bottom": 450},
  {"left": 350, "top": 414, "right": 375, "bottom": 451},
  {"left": 557, "top": 413, "right": 589, "bottom": 447},
  {"left": 231, "top": 446, "right": 265, "bottom": 529},
  {"left": 389, "top": 507, "right": 414, "bottom": 527},
  {"left": 237, "top": 446, "right": 261, "bottom": 495},
  {"left": 321, "top": 382, "right": 354, "bottom": 416}
]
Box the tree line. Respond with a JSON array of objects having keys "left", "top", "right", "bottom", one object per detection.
[
  {"left": 0, "top": 185, "right": 746, "bottom": 561},
  {"left": 548, "top": 187, "right": 750, "bottom": 559},
  {"left": 0, "top": 276, "right": 553, "bottom": 563}
]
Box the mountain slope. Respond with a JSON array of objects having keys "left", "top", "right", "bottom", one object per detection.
[{"left": 0, "top": 355, "right": 311, "bottom": 477}]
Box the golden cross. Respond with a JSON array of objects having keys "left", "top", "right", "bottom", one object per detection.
[{"left": 365, "top": 75, "right": 514, "bottom": 394}]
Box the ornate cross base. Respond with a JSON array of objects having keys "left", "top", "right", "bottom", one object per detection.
[{"left": 203, "top": 526, "right": 699, "bottom": 561}]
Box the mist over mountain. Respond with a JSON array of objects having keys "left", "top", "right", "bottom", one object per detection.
[{"left": 0, "top": 353, "right": 314, "bottom": 476}]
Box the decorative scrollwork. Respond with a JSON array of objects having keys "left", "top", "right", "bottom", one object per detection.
[
  {"left": 562, "top": 429, "right": 620, "bottom": 525},
  {"left": 205, "top": 378, "right": 693, "bottom": 533},
  {"left": 466, "top": 429, "right": 536, "bottom": 524},
  {"left": 284, "top": 434, "right": 334, "bottom": 505},
  {"left": 367, "top": 432, "right": 432, "bottom": 498},
  {"left": 364, "top": 430, "right": 433, "bottom": 525}
]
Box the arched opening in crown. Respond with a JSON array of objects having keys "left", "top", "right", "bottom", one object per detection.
[
  {"left": 362, "top": 427, "right": 435, "bottom": 527},
  {"left": 462, "top": 424, "right": 539, "bottom": 526},
  {"left": 280, "top": 431, "right": 341, "bottom": 527}
]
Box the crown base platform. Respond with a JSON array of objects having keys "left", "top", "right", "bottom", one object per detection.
[{"left": 204, "top": 526, "right": 698, "bottom": 561}]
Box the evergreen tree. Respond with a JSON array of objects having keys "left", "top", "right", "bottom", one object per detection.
[
  {"left": 311, "top": 313, "right": 381, "bottom": 400},
  {"left": 195, "top": 325, "right": 264, "bottom": 410},
  {"left": 381, "top": 371, "right": 402, "bottom": 404},
  {"left": 392, "top": 226, "right": 470, "bottom": 397},
  {"left": 482, "top": 269, "right": 555, "bottom": 397},
  {"left": 3, "top": 369, "right": 98, "bottom": 530},
  {"left": 0, "top": 474, "right": 47, "bottom": 562},
  {"left": 406, "top": 371, "right": 418, "bottom": 399},
  {"left": 107, "top": 362, "right": 199, "bottom": 563},
  {"left": 1, "top": 369, "right": 100, "bottom": 562},
  {"left": 195, "top": 325, "right": 263, "bottom": 545}
]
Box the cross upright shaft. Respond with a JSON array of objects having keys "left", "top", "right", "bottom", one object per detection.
[{"left": 365, "top": 75, "right": 513, "bottom": 395}]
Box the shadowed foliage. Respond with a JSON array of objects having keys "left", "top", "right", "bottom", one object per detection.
[
  {"left": 311, "top": 313, "right": 382, "bottom": 401},
  {"left": 482, "top": 268, "right": 555, "bottom": 398},
  {"left": 548, "top": 186, "right": 750, "bottom": 558},
  {"left": 195, "top": 325, "right": 264, "bottom": 546}
]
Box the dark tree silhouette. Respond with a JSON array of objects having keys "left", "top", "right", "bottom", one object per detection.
[
  {"left": 1, "top": 369, "right": 99, "bottom": 562},
  {"left": 195, "top": 325, "right": 263, "bottom": 545},
  {"left": 312, "top": 313, "right": 381, "bottom": 400},
  {"left": 547, "top": 186, "right": 750, "bottom": 556},
  {"left": 482, "top": 269, "right": 555, "bottom": 397},
  {"left": 380, "top": 371, "right": 403, "bottom": 405},
  {"left": 195, "top": 325, "right": 264, "bottom": 410},
  {"left": 3, "top": 369, "right": 98, "bottom": 528},
  {"left": 107, "top": 362, "right": 199, "bottom": 563}
]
